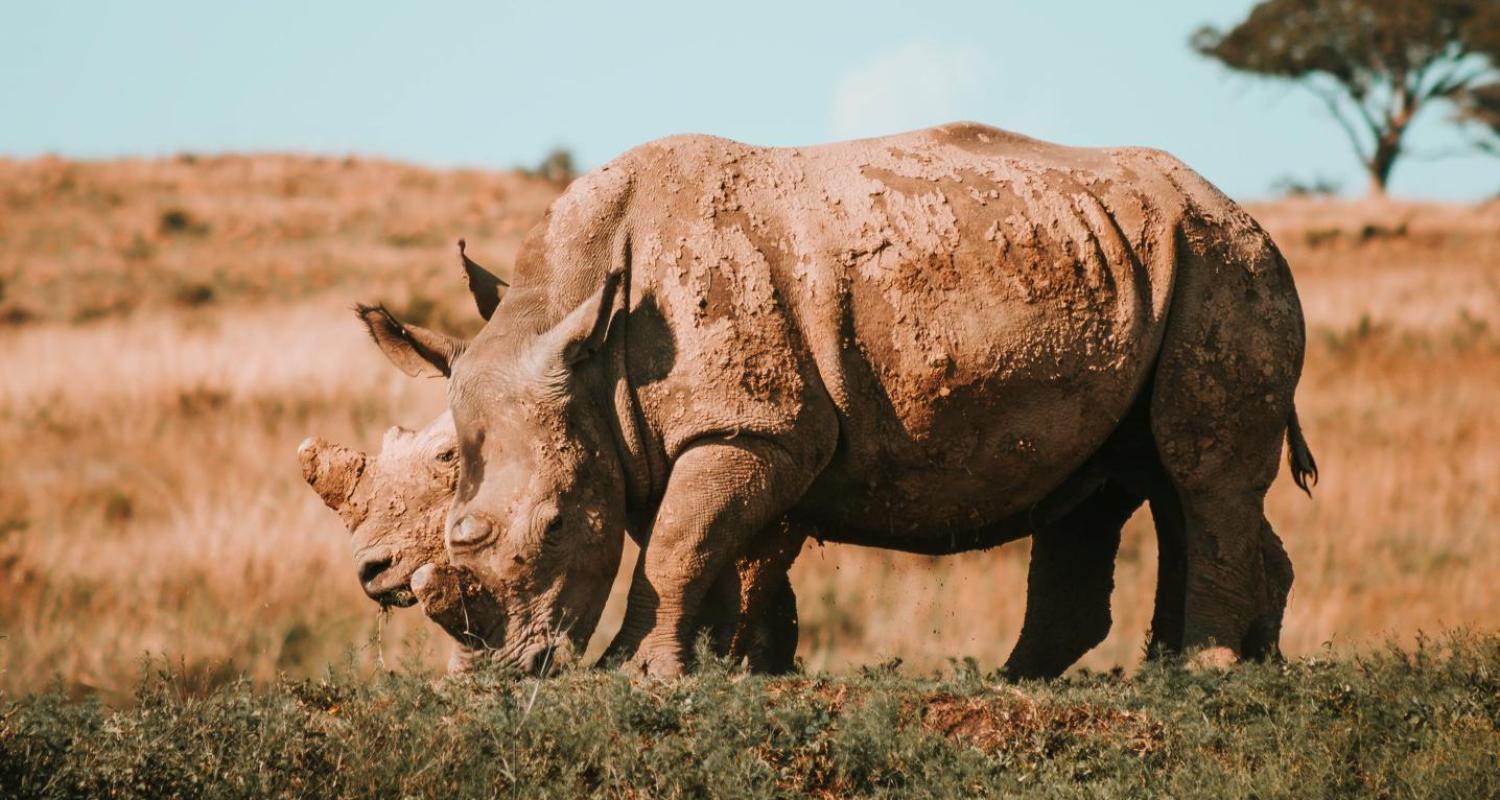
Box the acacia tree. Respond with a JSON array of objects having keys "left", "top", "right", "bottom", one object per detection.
[{"left": 1193, "top": 0, "right": 1500, "bottom": 195}]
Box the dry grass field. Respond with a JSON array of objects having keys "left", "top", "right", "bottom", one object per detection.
[{"left": 1, "top": 155, "right": 1496, "bottom": 702}]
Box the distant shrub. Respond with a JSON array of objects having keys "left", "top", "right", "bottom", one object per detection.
[
  {"left": 101, "top": 490, "right": 134, "bottom": 524},
  {"left": 392, "top": 293, "right": 439, "bottom": 328},
  {"left": 71, "top": 300, "right": 135, "bottom": 324},
  {"left": 1358, "top": 221, "right": 1409, "bottom": 241},
  {"left": 119, "top": 234, "right": 155, "bottom": 262},
  {"left": 1270, "top": 174, "right": 1342, "bottom": 198},
  {"left": 383, "top": 230, "right": 443, "bottom": 249},
  {"left": 170, "top": 281, "right": 216, "bottom": 308},
  {"left": 1322, "top": 312, "right": 1390, "bottom": 353},
  {"left": 175, "top": 387, "right": 230, "bottom": 417},
  {"left": 1303, "top": 220, "right": 1408, "bottom": 248},
  {"left": 157, "top": 208, "right": 210, "bottom": 237},
  {"left": 530, "top": 147, "right": 578, "bottom": 185},
  {"left": 1304, "top": 227, "right": 1342, "bottom": 247},
  {"left": 0, "top": 304, "right": 36, "bottom": 326}
]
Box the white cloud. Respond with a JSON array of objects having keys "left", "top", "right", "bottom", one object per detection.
[{"left": 829, "top": 41, "right": 991, "bottom": 141}]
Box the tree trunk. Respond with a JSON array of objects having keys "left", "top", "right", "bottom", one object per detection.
[
  {"left": 1367, "top": 136, "right": 1400, "bottom": 197},
  {"left": 1367, "top": 94, "right": 1415, "bottom": 197}
]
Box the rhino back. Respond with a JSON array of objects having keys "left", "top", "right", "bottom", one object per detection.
[{"left": 610, "top": 124, "right": 1204, "bottom": 531}]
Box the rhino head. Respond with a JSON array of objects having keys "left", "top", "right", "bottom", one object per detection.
[
  {"left": 301, "top": 239, "right": 507, "bottom": 609},
  {"left": 299, "top": 412, "right": 458, "bottom": 607},
  {"left": 361, "top": 253, "right": 631, "bottom": 673}
]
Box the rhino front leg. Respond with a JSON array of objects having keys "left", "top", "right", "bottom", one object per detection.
[
  {"left": 607, "top": 519, "right": 807, "bottom": 674},
  {"left": 610, "top": 436, "right": 826, "bottom": 678}
]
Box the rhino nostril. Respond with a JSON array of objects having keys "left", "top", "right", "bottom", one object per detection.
[{"left": 358, "top": 555, "right": 393, "bottom": 587}]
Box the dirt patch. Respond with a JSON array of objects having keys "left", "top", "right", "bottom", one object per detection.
[{"left": 921, "top": 690, "right": 1164, "bottom": 757}]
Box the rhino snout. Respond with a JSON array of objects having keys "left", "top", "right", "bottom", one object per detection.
[
  {"left": 410, "top": 563, "right": 507, "bottom": 651},
  {"left": 357, "top": 552, "right": 393, "bottom": 589},
  {"left": 356, "top": 549, "right": 416, "bottom": 607}
]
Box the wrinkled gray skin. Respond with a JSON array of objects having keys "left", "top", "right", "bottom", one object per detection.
[{"left": 377, "top": 123, "right": 1316, "bottom": 678}]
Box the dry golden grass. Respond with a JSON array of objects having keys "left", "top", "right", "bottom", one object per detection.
[
  {"left": 0, "top": 153, "right": 558, "bottom": 329},
  {"left": 1, "top": 157, "right": 1495, "bottom": 700}
]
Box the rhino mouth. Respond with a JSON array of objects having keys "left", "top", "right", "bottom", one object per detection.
[
  {"left": 410, "top": 563, "right": 508, "bottom": 650},
  {"left": 374, "top": 587, "right": 418, "bottom": 608}
]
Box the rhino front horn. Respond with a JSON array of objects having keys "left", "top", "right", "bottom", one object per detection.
[{"left": 298, "top": 436, "right": 367, "bottom": 511}]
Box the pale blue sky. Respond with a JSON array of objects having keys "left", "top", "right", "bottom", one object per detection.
[{"left": 3, "top": 1, "right": 1496, "bottom": 199}]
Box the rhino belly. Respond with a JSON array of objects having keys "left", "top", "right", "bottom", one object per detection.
[
  {"left": 792, "top": 260, "right": 1160, "bottom": 543},
  {"left": 797, "top": 371, "right": 1140, "bottom": 542}
]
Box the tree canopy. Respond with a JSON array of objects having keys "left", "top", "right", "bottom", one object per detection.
[
  {"left": 1193, "top": 0, "right": 1500, "bottom": 194},
  {"left": 1458, "top": 82, "right": 1500, "bottom": 154}
]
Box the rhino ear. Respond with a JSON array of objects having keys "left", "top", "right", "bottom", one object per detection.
[
  {"left": 549, "top": 263, "right": 626, "bottom": 367},
  {"left": 299, "top": 437, "right": 367, "bottom": 513},
  {"left": 541, "top": 231, "right": 629, "bottom": 368},
  {"left": 458, "top": 239, "right": 508, "bottom": 322},
  {"left": 355, "top": 304, "right": 465, "bottom": 378}
]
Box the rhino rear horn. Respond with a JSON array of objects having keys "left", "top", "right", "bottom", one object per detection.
[
  {"left": 458, "top": 238, "right": 508, "bottom": 321},
  {"left": 299, "top": 436, "right": 367, "bottom": 512}
]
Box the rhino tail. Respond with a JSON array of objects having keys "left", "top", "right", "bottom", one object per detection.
[{"left": 1285, "top": 404, "right": 1318, "bottom": 497}]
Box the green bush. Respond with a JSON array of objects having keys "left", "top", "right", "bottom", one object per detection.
[{"left": 2, "top": 635, "right": 1496, "bottom": 798}]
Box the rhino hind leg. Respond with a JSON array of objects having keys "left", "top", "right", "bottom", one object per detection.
[
  {"left": 745, "top": 577, "right": 799, "bottom": 674},
  {"left": 729, "top": 520, "right": 807, "bottom": 674},
  {"left": 1242, "top": 521, "right": 1294, "bottom": 659},
  {"left": 1147, "top": 231, "right": 1304, "bottom": 660},
  {"left": 1142, "top": 481, "right": 1292, "bottom": 661},
  {"left": 1003, "top": 482, "right": 1143, "bottom": 679},
  {"left": 1144, "top": 486, "right": 1188, "bottom": 656}
]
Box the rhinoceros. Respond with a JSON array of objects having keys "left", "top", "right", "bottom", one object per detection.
[{"left": 366, "top": 123, "right": 1317, "bottom": 678}]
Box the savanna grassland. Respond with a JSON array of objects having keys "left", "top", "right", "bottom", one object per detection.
[
  {"left": 5, "top": 636, "right": 1497, "bottom": 798},
  {"left": 0, "top": 152, "right": 1496, "bottom": 732}
]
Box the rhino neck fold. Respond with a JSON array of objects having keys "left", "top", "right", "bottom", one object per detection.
[{"left": 603, "top": 239, "right": 667, "bottom": 513}]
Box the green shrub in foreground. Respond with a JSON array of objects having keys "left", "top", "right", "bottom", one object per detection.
[{"left": 2, "top": 635, "right": 1496, "bottom": 799}]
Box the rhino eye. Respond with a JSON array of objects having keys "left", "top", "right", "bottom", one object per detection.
[{"left": 435, "top": 448, "right": 457, "bottom": 464}]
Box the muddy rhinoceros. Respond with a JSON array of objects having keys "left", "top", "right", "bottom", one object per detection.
[{"left": 367, "top": 123, "right": 1317, "bottom": 678}]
